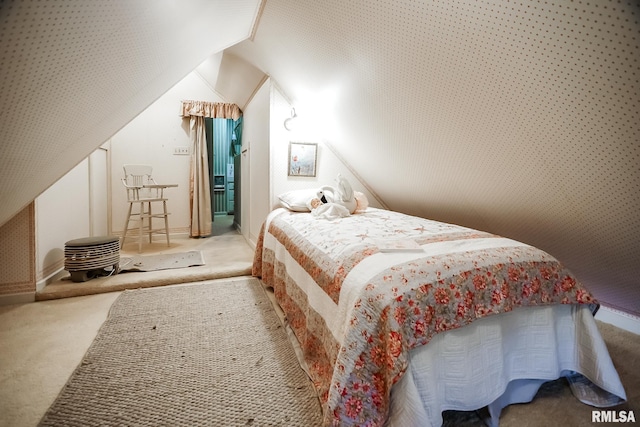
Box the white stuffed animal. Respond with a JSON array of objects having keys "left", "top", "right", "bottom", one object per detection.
[{"left": 316, "top": 174, "right": 357, "bottom": 214}]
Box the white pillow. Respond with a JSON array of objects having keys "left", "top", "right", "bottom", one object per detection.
[{"left": 278, "top": 189, "right": 318, "bottom": 212}]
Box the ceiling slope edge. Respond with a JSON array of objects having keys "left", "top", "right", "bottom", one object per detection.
[{"left": 0, "top": 0, "right": 263, "bottom": 228}]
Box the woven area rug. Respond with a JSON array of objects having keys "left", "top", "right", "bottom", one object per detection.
[
  {"left": 119, "top": 250, "right": 205, "bottom": 272},
  {"left": 39, "top": 278, "right": 322, "bottom": 426}
]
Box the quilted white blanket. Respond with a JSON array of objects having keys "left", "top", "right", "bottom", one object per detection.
[{"left": 252, "top": 207, "right": 626, "bottom": 426}]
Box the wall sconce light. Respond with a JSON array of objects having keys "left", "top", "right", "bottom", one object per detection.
[{"left": 284, "top": 108, "right": 297, "bottom": 131}]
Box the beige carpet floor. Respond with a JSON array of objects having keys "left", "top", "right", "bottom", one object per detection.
[
  {"left": 1, "top": 291, "right": 121, "bottom": 427},
  {"left": 36, "top": 218, "right": 254, "bottom": 301}
]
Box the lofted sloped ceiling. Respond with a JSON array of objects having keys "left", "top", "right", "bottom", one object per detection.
[
  {"left": 229, "top": 0, "right": 640, "bottom": 316},
  {"left": 192, "top": 50, "right": 266, "bottom": 110},
  {"left": 0, "top": 0, "right": 262, "bottom": 227},
  {"left": 0, "top": 0, "right": 638, "bottom": 317}
]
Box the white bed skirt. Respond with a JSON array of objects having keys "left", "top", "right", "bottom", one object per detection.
[{"left": 386, "top": 304, "right": 626, "bottom": 427}]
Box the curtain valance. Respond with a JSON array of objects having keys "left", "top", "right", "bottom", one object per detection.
[{"left": 180, "top": 100, "right": 242, "bottom": 120}]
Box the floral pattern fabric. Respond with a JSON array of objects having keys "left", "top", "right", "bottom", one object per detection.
[{"left": 252, "top": 208, "right": 596, "bottom": 426}]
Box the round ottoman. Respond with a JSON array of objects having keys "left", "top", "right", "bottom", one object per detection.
[{"left": 64, "top": 236, "right": 120, "bottom": 282}]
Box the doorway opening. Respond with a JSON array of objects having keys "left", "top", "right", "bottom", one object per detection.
[{"left": 205, "top": 118, "right": 240, "bottom": 236}]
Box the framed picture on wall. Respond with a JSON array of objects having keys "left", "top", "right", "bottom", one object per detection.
[{"left": 288, "top": 142, "right": 318, "bottom": 177}]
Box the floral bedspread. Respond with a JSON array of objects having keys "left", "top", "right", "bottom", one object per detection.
[{"left": 252, "top": 208, "right": 596, "bottom": 426}]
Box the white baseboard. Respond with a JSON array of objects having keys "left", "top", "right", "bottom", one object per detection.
[
  {"left": 36, "top": 268, "right": 68, "bottom": 292},
  {"left": 595, "top": 305, "right": 640, "bottom": 335},
  {"left": 0, "top": 292, "right": 35, "bottom": 306}
]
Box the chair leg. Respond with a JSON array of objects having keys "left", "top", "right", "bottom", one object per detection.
[
  {"left": 163, "top": 200, "right": 170, "bottom": 247},
  {"left": 148, "top": 202, "right": 153, "bottom": 244},
  {"left": 138, "top": 202, "right": 144, "bottom": 253}
]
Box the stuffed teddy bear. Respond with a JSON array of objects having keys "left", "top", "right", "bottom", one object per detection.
[{"left": 316, "top": 174, "right": 357, "bottom": 214}]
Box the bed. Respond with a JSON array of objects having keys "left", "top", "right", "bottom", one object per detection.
[{"left": 252, "top": 205, "right": 626, "bottom": 427}]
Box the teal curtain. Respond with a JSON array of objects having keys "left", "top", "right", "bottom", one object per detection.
[
  {"left": 213, "top": 118, "right": 234, "bottom": 169},
  {"left": 231, "top": 117, "right": 243, "bottom": 156}
]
